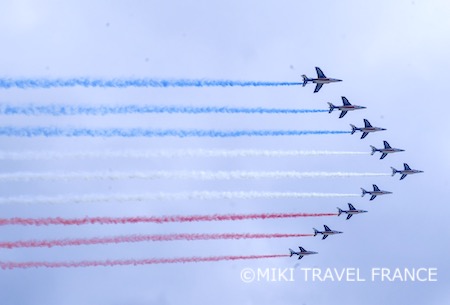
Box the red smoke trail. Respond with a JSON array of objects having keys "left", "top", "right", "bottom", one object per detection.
[
  {"left": 0, "top": 233, "right": 314, "bottom": 249},
  {"left": 0, "top": 254, "right": 289, "bottom": 270},
  {"left": 0, "top": 212, "right": 338, "bottom": 226}
]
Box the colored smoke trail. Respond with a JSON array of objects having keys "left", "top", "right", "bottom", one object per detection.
[
  {"left": 0, "top": 149, "right": 369, "bottom": 160},
  {"left": 0, "top": 127, "right": 350, "bottom": 138},
  {"left": 0, "top": 233, "right": 314, "bottom": 249},
  {"left": 0, "top": 171, "right": 390, "bottom": 182},
  {"left": 0, "top": 78, "right": 301, "bottom": 89},
  {"left": 0, "top": 104, "right": 327, "bottom": 115},
  {"left": 0, "top": 254, "right": 289, "bottom": 270},
  {"left": 0, "top": 212, "right": 338, "bottom": 226},
  {"left": 0, "top": 192, "right": 360, "bottom": 205}
]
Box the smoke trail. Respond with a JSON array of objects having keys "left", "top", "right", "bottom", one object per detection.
[
  {"left": 0, "top": 171, "right": 390, "bottom": 182},
  {"left": 0, "top": 254, "right": 289, "bottom": 270},
  {"left": 0, "top": 104, "right": 327, "bottom": 115},
  {"left": 0, "top": 149, "right": 370, "bottom": 160},
  {"left": 0, "top": 78, "right": 301, "bottom": 89},
  {"left": 0, "top": 127, "right": 350, "bottom": 138},
  {"left": 0, "top": 233, "right": 314, "bottom": 249},
  {"left": 0, "top": 212, "right": 338, "bottom": 226},
  {"left": 0, "top": 192, "right": 360, "bottom": 204}
]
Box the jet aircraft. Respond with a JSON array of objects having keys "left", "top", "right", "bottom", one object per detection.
[
  {"left": 350, "top": 119, "right": 386, "bottom": 139},
  {"left": 361, "top": 184, "right": 392, "bottom": 200},
  {"left": 328, "top": 97, "right": 366, "bottom": 118},
  {"left": 391, "top": 163, "right": 423, "bottom": 180},
  {"left": 337, "top": 203, "right": 368, "bottom": 220},
  {"left": 370, "top": 141, "right": 404, "bottom": 159},
  {"left": 302, "top": 67, "right": 342, "bottom": 93},
  {"left": 313, "top": 225, "right": 343, "bottom": 240},
  {"left": 289, "top": 246, "right": 318, "bottom": 260}
]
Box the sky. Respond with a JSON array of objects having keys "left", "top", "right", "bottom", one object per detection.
[{"left": 0, "top": 1, "right": 449, "bottom": 304}]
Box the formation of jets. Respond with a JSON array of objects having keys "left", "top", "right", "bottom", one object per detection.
[{"left": 289, "top": 67, "right": 423, "bottom": 261}]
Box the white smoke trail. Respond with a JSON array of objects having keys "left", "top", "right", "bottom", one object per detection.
[
  {"left": 0, "top": 149, "right": 369, "bottom": 160},
  {"left": 0, "top": 78, "right": 301, "bottom": 89},
  {"left": 0, "top": 192, "right": 360, "bottom": 205},
  {"left": 0, "top": 127, "right": 350, "bottom": 137},
  {"left": 0, "top": 171, "right": 390, "bottom": 182}
]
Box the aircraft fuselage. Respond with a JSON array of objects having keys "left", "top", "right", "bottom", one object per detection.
[
  {"left": 312, "top": 78, "right": 341, "bottom": 84},
  {"left": 336, "top": 105, "right": 364, "bottom": 111},
  {"left": 369, "top": 191, "right": 392, "bottom": 196},
  {"left": 301, "top": 251, "right": 318, "bottom": 255},
  {"left": 399, "top": 169, "right": 422, "bottom": 175},
  {"left": 321, "top": 231, "right": 342, "bottom": 235},
  {"left": 346, "top": 210, "right": 366, "bottom": 214},
  {"left": 359, "top": 127, "right": 384, "bottom": 132},
  {"left": 379, "top": 148, "right": 403, "bottom": 153}
]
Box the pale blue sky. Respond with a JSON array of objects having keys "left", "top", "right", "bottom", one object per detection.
[{"left": 0, "top": 1, "right": 449, "bottom": 304}]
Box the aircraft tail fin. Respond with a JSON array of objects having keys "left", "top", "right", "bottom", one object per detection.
[
  {"left": 361, "top": 188, "right": 367, "bottom": 197},
  {"left": 350, "top": 124, "right": 357, "bottom": 135},
  {"left": 289, "top": 248, "right": 295, "bottom": 257},
  {"left": 390, "top": 167, "right": 398, "bottom": 176},
  {"left": 370, "top": 145, "right": 377, "bottom": 155},
  {"left": 337, "top": 207, "right": 343, "bottom": 216},
  {"left": 301, "top": 75, "right": 309, "bottom": 87},
  {"left": 327, "top": 102, "right": 335, "bottom": 113},
  {"left": 313, "top": 228, "right": 319, "bottom": 236}
]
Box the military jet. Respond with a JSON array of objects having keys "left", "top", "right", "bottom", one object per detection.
[
  {"left": 350, "top": 119, "right": 386, "bottom": 139},
  {"left": 337, "top": 203, "right": 368, "bottom": 220},
  {"left": 328, "top": 97, "right": 366, "bottom": 118},
  {"left": 361, "top": 184, "right": 392, "bottom": 200},
  {"left": 302, "top": 67, "right": 342, "bottom": 93},
  {"left": 313, "top": 225, "right": 343, "bottom": 240},
  {"left": 391, "top": 163, "right": 423, "bottom": 180},
  {"left": 370, "top": 141, "right": 404, "bottom": 159},
  {"left": 289, "top": 246, "right": 318, "bottom": 260}
]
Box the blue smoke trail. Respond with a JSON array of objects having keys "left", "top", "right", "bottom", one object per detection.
[
  {"left": 0, "top": 78, "right": 301, "bottom": 89},
  {"left": 0, "top": 105, "right": 327, "bottom": 115},
  {"left": 0, "top": 127, "right": 350, "bottom": 138}
]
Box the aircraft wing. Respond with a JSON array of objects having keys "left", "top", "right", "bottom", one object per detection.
[
  {"left": 322, "top": 235, "right": 328, "bottom": 240},
  {"left": 298, "top": 255, "right": 304, "bottom": 260},
  {"left": 324, "top": 225, "right": 331, "bottom": 231},
  {"left": 342, "top": 97, "right": 351, "bottom": 105},
  {"left": 373, "top": 185, "right": 380, "bottom": 191},
  {"left": 370, "top": 195, "right": 377, "bottom": 201},
  {"left": 363, "top": 119, "right": 372, "bottom": 128},
  {"left": 346, "top": 214, "right": 353, "bottom": 220},
  {"left": 380, "top": 153, "right": 387, "bottom": 159},
  {"left": 383, "top": 141, "right": 391, "bottom": 149},
  {"left": 400, "top": 174, "right": 407, "bottom": 180},
  {"left": 361, "top": 132, "right": 369, "bottom": 139},
  {"left": 314, "top": 83, "right": 323, "bottom": 93},
  {"left": 348, "top": 203, "right": 355, "bottom": 210},
  {"left": 404, "top": 163, "right": 411, "bottom": 170},
  {"left": 339, "top": 111, "right": 348, "bottom": 118},
  {"left": 315, "top": 67, "right": 326, "bottom": 78}
]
